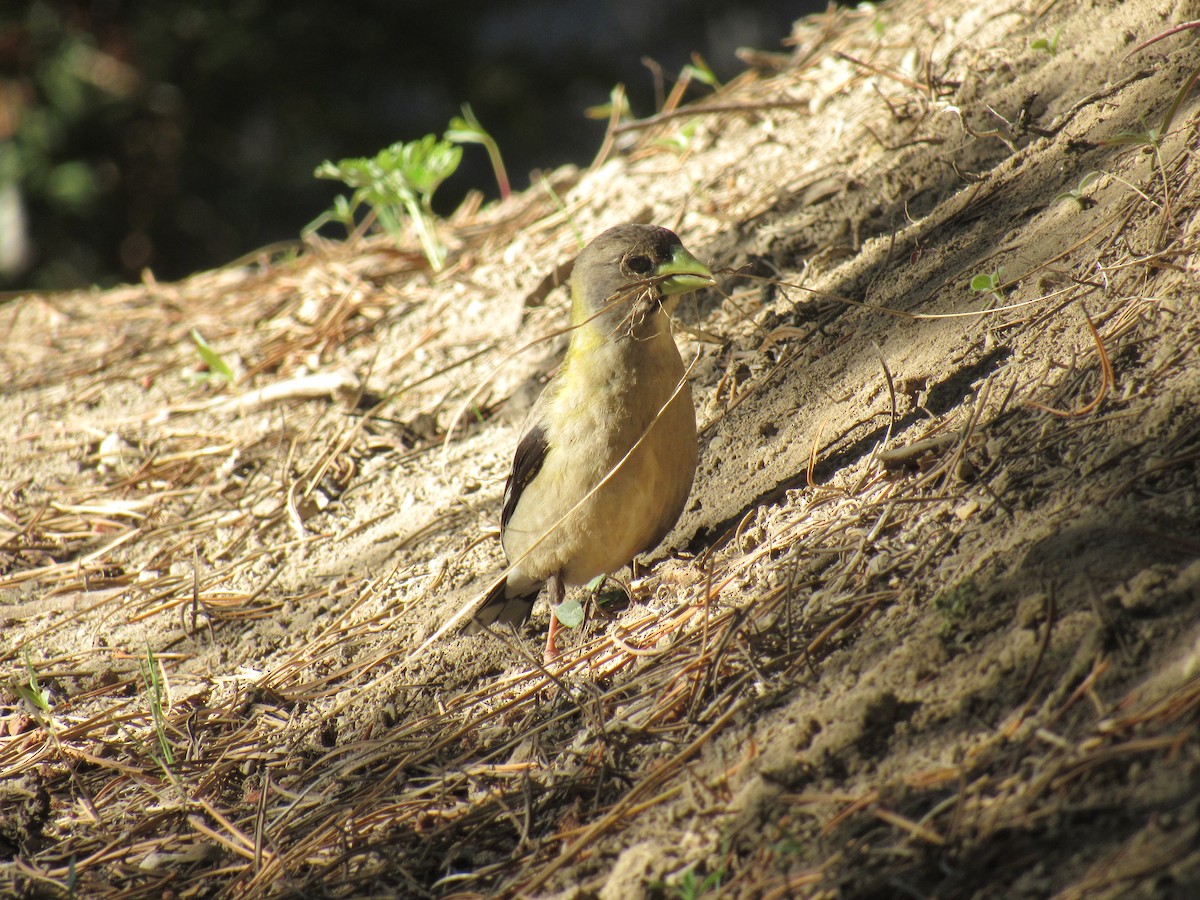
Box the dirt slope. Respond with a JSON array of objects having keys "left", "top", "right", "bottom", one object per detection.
[{"left": 3, "top": 0, "right": 1200, "bottom": 897}]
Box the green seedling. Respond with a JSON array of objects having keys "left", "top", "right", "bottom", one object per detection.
[
  {"left": 654, "top": 118, "right": 701, "bottom": 155},
  {"left": 681, "top": 52, "right": 721, "bottom": 90},
  {"left": 1100, "top": 54, "right": 1200, "bottom": 157},
  {"left": 1096, "top": 58, "right": 1200, "bottom": 232},
  {"left": 188, "top": 328, "right": 234, "bottom": 384},
  {"left": 140, "top": 644, "right": 174, "bottom": 765},
  {"left": 1031, "top": 27, "right": 1063, "bottom": 56},
  {"left": 676, "top": 865, "right": 724, "bottom": 899},
  {"left": 1054, "top": 171, "right": 1100, "bottom": 209},
  {"left": 552, "top": 573, "right": 622, "bottom": 629},
  {"left": 651, "top": 864, "right": 725, "bottom": 899},
  {"left": 585, "top": 84, "right": 633, "bottom": 122},
  {"left": 969, "top": 267, "right": 1007, "bottom": 304},
  {"left": 16, "top": 649, "right": 52, "bottom": 715},
  {"left": 314, "top": 194, "right": 358, "bottom": 236},
  {"left": 1105, "top": 117, "right": 1163, "bottom": 152},
  {"left": 856, "top": 2, "right": 887, "bottom": 38},
  {"left": 312, "top": 135, "right": 462, "bottom": 271},
  {"left": 446, "top": 103, "right": 510, "bottom": 200}
]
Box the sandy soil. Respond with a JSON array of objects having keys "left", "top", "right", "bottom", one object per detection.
[{"left": 3, "top": 0, "right": 1200, "bottom": 897}]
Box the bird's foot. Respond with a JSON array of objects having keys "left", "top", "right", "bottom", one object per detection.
[{"left": 543, "top": 609, "right": 561, "bottom": 664}]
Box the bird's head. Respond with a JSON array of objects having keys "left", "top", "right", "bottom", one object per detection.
[{"left": 569, "top": 224, "right": 714, "bottom": 336}]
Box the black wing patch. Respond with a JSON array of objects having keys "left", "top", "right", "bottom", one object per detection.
[{"left": 501, "top": 424, "right": 549, "bottom": 532}]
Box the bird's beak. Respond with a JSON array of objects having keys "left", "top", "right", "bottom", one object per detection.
[{"left": 655, "top": 246, "right": 714, "bottom": 295}]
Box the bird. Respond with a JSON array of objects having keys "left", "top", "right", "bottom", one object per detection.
[{"left": 468, "top": 224, "right": 713, "bottom": 661}]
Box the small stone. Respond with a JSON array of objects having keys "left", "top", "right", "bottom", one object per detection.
[{"left": 953, "top": 499, "right": 979, "bottom": 520}]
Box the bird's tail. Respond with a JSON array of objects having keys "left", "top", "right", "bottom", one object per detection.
[{"left": 464, "top": 575, "right": 540, "bottom": 633}]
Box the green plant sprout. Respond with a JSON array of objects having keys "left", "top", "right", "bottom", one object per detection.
[
  {"left": 865, "top": 2, "right": 887, "bottom": 39},
  {"left": 446, "top": 103, "right": 510, "bottom": 200},
  {"left": 188, "top": 328, "right": 234, "bottom": 384},
  {"left": 1096, "top": 60, "right": 1200, "bottom": 231},
  {"left": 16, "top": 648, "right": 52, "bottom": 714},
  {"left": 845, "top": 3, "right": 888, "bottom": 37},
  {"left": 969, "top": 267, "right": 1007, "bottom": 304},
  {"left": 141, "top": 644, "right": 174, "bottom": 765},
  {"left": 312, "top": 134, "right": 462, "bottom": 271},
  {"left": 1054, "top": 171, "right": 1100, "bottom": 208},
  {"left": 585, "top": 84, "right": 633, "bottom": 122},
  {"left": 651, "top": 863, "right": 725, "bottom": 899},
  {"left": 553, "top": 574, "right": 608, "bottom": 630},
  {"left": 1101, "top": 54, "right": 1199, "bottom": 156},
  {"left": 552, "top": 573, "right": 620, "bottom": 630},
  {"left": 1031, "top": 27, "right": 1063, "bottom": 56},
  {"left": 654, "top": 118, "right": 701, "bottom": 155},
  {"left": 1105, "top": 117, "right": 1163, "bottom": 152},
  {"left": 681, "top": 52, "right": 721, "bottom": 90},
  {"left": 676, "top": 866, "right": 724, "bottom": 899}
]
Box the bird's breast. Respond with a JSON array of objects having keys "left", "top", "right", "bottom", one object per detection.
[{"left": 502, "top": 314, "right": 697, "bottom": 586}]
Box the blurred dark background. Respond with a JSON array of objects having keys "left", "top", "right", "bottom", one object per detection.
[{"left": 0, "top": 1, "right": 814, "bottom": 291}]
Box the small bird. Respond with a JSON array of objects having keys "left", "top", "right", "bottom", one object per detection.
[{"left": 469, "top": 224, "right": 713, "bottom": 661}]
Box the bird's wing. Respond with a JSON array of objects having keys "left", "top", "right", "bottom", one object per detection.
[{"left": 501, "top": 423, "right": 549, "bottom": 532}]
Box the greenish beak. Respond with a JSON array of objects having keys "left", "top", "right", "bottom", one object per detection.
[{"left": 655, "top": 245, "right": 714, "bottom": 295}]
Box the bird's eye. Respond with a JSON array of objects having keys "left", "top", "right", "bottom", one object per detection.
[{"left": 625, "top": 254, "right": 654, "bottom": 275}]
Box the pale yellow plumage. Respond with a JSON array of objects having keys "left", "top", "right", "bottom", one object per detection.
[{"left": 469, "top": 224, "right": 713, "bottom": 659}]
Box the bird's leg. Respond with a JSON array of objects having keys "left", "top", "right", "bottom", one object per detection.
[{"left": 544, "top": 573, "right": 565, "bottom": 663}]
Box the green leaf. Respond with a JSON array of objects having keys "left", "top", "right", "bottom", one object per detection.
[
  {"left": 19, "top": 649, "right": 51, "bottom": 713},
  {"left": 446, "top": 104, "right": 486, "bottom": 145},
  {"left": 585, "top": 84, "right": 631, "bottom": 120},
  {"left": 654, "top": 119, "right": 700, "bottom": 154},
  {"left": 15, "top": 681, "right": 51, "bottom": 713},
  {"left": 312, "top": 135, "right": 461, "bottom": 268},
  {"left": 682, "top": 52, "right": 721, "bottom": 89},
  {"left": 330, "top": 193, "right": 356, "bottom": 226},
  {"left": 969, "top": 273, "right": 996, "bottom": 292},
  {"left": 393, "top": 135, "right": 462, "bottom": 198},
  {"left": 553, "top": 598, "right": 584, "bottom": 629},
  {"left": 190, "top": 328, "right": 234, "bottom": 382}
]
